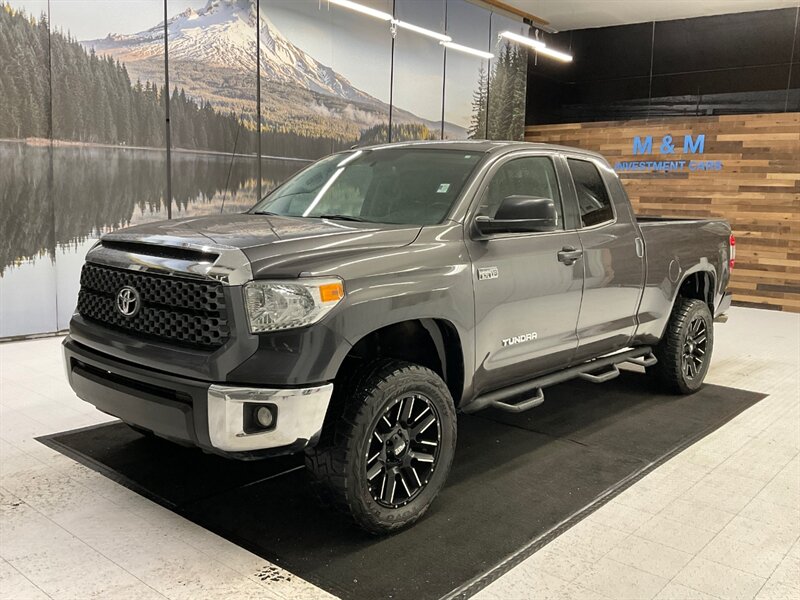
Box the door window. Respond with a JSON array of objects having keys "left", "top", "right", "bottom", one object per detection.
[
  {"left": 478, "top": 156, "right": 563, "bottom": 228},
  {"left": 567, "top": 158, "right": 614, "bottom": 227}
]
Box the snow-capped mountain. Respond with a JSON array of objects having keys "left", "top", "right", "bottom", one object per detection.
[
  {"left": 82, "top": 0, "right": 466, "bottom": 141},
  {"left": 85, "top": 0, "right": 372, "bottom": 104}
]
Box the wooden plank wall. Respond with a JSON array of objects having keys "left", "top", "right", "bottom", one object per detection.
[{"left": 525, "top": 113, "right": 800, "bottom": 312}]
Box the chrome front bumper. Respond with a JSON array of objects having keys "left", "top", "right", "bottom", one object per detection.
[{"left": 207, "top": 384, "right": 333, "bottom": 452}]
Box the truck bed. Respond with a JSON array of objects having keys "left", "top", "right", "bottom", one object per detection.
[{"left": 635, "top": 216, "right": 732, "bottom": 341}]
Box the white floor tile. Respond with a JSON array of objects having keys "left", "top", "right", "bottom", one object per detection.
[
  {"left": 573, "top": 556, "right": 668, "bottom": 600},
  {"left": 606, "top": 535, "right": 693, "bottom": 579},
  {"left": 674, "top": 557, "right": 766, "bottom": 600}
]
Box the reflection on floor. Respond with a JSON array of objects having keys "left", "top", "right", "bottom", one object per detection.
[{"left": 1, "top": 306, "right": 798, "bottom": 600}]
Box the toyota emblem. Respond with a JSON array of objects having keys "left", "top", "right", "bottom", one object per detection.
[{"left": 116, "top": 286, "right": 141, "bottom": 317}]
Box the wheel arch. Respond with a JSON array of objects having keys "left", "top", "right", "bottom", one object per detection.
[
  {"left": 335, "top": 318, "right": 466, "bottom": 407},
  {"left": 675, "top": 267, "right": 716, "bottom": 315}
]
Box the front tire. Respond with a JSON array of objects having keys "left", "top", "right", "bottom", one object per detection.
[
  {"left": 305, "top": 359, "right": 457, "bottom": 535},
  {"left": 652, "top": 298, "right": 714, "bottom": 394}
]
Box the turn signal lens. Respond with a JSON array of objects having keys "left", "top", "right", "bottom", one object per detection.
[
  {"left": 729, "top": 234, "right": 736, "bottom": 269},
  {"left": 319, "top": 282, "right": 344, "bottom": 303}
]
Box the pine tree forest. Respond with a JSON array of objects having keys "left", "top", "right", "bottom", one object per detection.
[
  {"left": 0, "top": 4, "right": 350, "bottom": 158},
  {"left": 469, "top": 41, "right": 527, "bottom": 141}
]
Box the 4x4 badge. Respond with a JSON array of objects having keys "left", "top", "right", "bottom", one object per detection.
[{"left": 477, "top": 266, "right": 499, "bottom": 281}]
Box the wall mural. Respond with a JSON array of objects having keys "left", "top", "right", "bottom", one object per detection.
[{"left": 0, "top": 0, "right": 528, "bottom": 338}]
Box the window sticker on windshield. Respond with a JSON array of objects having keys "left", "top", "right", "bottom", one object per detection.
[{"left": 437, "top": 183, "right": 451, "bottom": 193}]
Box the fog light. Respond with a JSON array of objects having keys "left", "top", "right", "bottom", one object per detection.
[{"left": 255, "top": 405, "right": 274, "bottom": 428}]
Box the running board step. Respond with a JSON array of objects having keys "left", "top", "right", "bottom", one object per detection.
[
  {"left": 625, "top": 353, "right": 658, "bottom": 368},
  {"left": 579, "top": 365, "right": 620, "bottom": 383},
  {"left": 463, "top": 346, "right": 654, "bottom": 414},
  {"left": 486, "top": 388, "right": 544, "bottom": 413}
]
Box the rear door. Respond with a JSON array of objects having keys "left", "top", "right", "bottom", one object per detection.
[
  {"left": 565, "top": 156, "right": 645, "bottom": 362},
  {"left": 466, "top": 153, "right": 584, "bottom": 395}
]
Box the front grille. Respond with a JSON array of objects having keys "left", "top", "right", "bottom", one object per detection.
[{"left": 77, "top": 263, "right": 230, "bottom": 348}]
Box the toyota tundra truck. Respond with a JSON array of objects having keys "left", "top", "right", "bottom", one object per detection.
[{"left": 63, "top": 141, "right": 734, "bottom": 533}]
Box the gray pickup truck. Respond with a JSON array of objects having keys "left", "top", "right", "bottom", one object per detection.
[{"left": 63, "top": 141, "right": 734, "bottom": 533}]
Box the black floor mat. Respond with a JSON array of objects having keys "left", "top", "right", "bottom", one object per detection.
[{"left": 40, "top": 372, "right": 765, "bottom": 600}]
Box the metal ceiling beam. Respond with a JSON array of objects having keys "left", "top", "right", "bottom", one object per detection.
[{"left": 468, "top": 0, "right": 550, "bottom": 27}]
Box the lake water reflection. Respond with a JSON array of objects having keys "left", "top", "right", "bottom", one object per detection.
[{"left": 0, "top": 142, "right": 304, "bottom": 337}]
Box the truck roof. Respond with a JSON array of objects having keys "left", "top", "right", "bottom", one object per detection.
[{"left": 357, "top": 139, "right": 609, "bottom": 164}]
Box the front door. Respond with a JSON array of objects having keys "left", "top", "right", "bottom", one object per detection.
[{"left": 466, "top": 154, "right": 584, "bottom": 396}]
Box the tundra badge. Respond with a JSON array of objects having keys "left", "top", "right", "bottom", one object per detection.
[{"left": 502, "top": 332, "right": 538, "bottom": 347}]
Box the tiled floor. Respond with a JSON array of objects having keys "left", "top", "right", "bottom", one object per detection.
[
  {"left": 1, "top": 306, "right": 798, "bottom": 600},
  {"left": 476, "top": 307, "right": 800, "bottom": 600}
]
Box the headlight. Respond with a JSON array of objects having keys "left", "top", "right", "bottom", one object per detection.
[{"left": 244, "top": 278, "right": 344, "bottom": 333}]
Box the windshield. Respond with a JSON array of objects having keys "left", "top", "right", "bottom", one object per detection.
[{"left": 251, "top": 148, "right": 484, "bottom": 225}]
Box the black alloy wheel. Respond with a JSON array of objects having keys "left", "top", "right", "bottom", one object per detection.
[
  {"left": 682, "top": 315, "right": 708, "bottom": 380},
  {"left": 652, "top": 297, "right": 714, "bottom": 394},
  {"left": 305, "top": 359, "right": 457, "bottom": 534},
  {"left": 365, "top": 393, "right": 441, "bottom": 508}
]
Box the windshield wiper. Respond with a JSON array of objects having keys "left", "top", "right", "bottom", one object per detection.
[
  {"left": 253, "top": 210, "right": 280, "bottom": 216},
  {"left": 317, "top": 214, "right": 371, "bottom": 222}
]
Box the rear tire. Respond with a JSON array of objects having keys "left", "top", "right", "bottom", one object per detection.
[
  {"left": 652, "top": 298, "right": 714, "bottom": 394},
  {"left": 305, "top": 359, "right": 457, "bottom": 535}
]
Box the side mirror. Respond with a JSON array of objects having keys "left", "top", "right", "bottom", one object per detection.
[{"left": 475, "top": 195, "right": 558, "bottom": 235}]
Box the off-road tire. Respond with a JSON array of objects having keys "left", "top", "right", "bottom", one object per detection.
[
  {"left": 652, "top": 298, "right": 714, "bottom": 394},
  {"left": 305, "top": 359, "right": 457, "bottom": 535}
]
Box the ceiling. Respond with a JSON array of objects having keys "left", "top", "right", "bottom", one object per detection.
[{"left": 503, "top": 0, "right": 800, "bottom": 31}]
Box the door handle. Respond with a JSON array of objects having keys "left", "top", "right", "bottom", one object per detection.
[{"left": 557, "top": 246, "right": 583, "bottom": 266}]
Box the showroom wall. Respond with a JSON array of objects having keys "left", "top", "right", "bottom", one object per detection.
[
  {"left": 0, "top": 0, "right": 528, "bottom": 338},
  {"left": 525, "top": 7, "right": 800, "bottom": 312}
]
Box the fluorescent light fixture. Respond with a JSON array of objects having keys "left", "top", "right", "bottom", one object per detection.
[
  {"left": 440, "top": 41, "right": 494, "bottom": 60},
  {"left": 499, "top": 29, "right": 573, "bottom": 62},
  {"left": 535, "top": 45, "right": 573, "bottom": 62},
  {"left": 392, "top": 19, "right": 451, "bottom": 43},
  {"left": 499, "top": 30, "right": 545, "bottom": 49},
  {"left": 328, "top": 0, "right": 392, "bottom": 21}
]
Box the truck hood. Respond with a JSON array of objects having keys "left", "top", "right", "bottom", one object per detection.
[{"left": 102, "top": 214, "right": 423, "bottom": 278}]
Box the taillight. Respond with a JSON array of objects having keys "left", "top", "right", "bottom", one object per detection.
[{"left": 729, "top": 234, "right": 736, "bottom": 269}]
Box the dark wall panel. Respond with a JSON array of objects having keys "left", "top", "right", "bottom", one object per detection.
[
  {"left": 652, "top": 9, "right": 796, "bottom": 74},
  {"left": 565, "top": 22, "right": 653, "bottom": 82},
  {"left": 790, "top": 62, "right": 800, "bottom": 111},
  {"left": 651, "top": 65, "right": 791, "bottom": 97},
  {"left": 526, "top": 7, "right": 800, "bottom": 125},
  {"left": 525, "top": 72, "right": 564, "bottom": 124}
]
